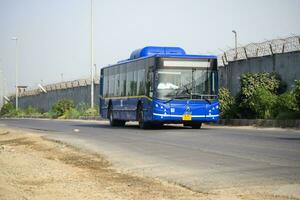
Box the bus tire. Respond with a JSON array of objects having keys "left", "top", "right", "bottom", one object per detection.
[
  {"left": 108, "top": 106, "right": 115, "bottom": 126},
  {"left": 108, "top": 105, "right": 125, "bottom": 127},
  {"left": 116, "top": 120, "right": 126, "bottom": 127},
  {"left": 137, "top": 105, "right": 150, "bottom": 129},
  {"left": 191, "top": 122, "right": 202, "bottom": 129}
]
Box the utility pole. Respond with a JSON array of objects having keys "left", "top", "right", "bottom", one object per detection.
[
  {"left": 232, "top": 30, "right": 237, "bottom": 60},
  {"left": 94, "top": 64, "right": 97, "bottom": 80},
  {"left": 3, "top": 78, "right": 7, "bottom": 104},
  {"left": 90, "top": 0, "right": 94, "bottom": 108},
  {"left": 11, "top": 37, "right": 19, "bottom": 110}
]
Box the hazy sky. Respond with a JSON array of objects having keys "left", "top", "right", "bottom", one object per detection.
[{"left": 0, "top": 0, "right": 300, "bottom": 93}]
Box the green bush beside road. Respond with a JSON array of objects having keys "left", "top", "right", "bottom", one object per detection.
[
  {"left": 218, "top": 88, "right": 236, "bottom": 119},
  {"left": 219, "top": 72, "right": 300, "bottom": 120}
]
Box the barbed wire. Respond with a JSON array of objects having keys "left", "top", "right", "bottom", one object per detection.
[
  {"left": 16, "top": 76, "right": 100, "bottom": 97},
  {"left": 218, "top": 35, "right": 300, "bottom": 66}
]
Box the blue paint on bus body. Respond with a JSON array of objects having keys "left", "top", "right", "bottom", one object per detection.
[{"left": 100, "top": 97, "right": 219, "bottom": 123}]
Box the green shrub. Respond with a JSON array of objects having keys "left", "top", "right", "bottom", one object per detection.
[
  {"left": 76, "top": 102, "right": 89, "bottom": 115},
  {"left": 43, "top": 110, "right": 57, "bottom": 119},
  {"left": 238, "top": 72, "right": 282, "bottom": 118},
  {"left": 276, "top": 111, "right": 300, "bottom": 120},
  {"left": 292, "top": 80, "right": 300, "bottom": 110},
  {"left": 0, "top": 103, "right": 15, "bottom": 116},
  {"left": 240, "top": 72, "right": 280, "bottom": 99},
  {"left": 50, "top": 99, "right": 75, "bottom": 118},
  {"left": 62, "top": 108, "right": 81, "bottom": 119},
  {"left": 4, "top": 108, "right": 19, "bottom": 117},
  {"left": 273, "top": 73, "right": 287, "bottom": 94},
  {"left": 218, "top": 88, "right": 236, "bottom": 118},
  {"left": 24, "top": 106, "right": 43, "bottom": 116},
  {"left": 248, "top": 88, "right": 277, "bottom": 119},
  {"left": 83, "top": 107, "right": 99, "bottom": 117},
  {"left": 273, "top": 92, "right": 298, "bottom": 117},
  {"left": 218, "top": 75, "right": 299, "bottom": 120},
  {"left": 3, "top": 108, "right": 26, "bottom": 117}
]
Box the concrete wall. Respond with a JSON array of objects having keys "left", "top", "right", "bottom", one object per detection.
[
  {"left": 219, "top": 51, "right": 300, "bottom": 95},
  {"left": 13, "top": 84, "right": 99, "bottom": 112}
]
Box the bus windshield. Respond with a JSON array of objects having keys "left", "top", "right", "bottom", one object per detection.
[{"left": 155, "top": 68, "right": 217, "bottom": 100}]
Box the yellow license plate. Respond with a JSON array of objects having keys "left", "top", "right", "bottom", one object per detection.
[{"left": 182, "top": 114, "right": 192, "bottom": 121}]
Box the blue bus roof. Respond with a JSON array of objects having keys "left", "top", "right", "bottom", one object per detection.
[
  {"left": 130, "top": 46, "right": 186, "bottom": 59},
  {"left": 129, "top": 46, "right": 217, "bottom": 60},
  {"left": 112, "top": 46, "right": 217, "bottom": 66}
]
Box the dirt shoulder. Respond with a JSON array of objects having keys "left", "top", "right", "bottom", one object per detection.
[{"left": 0, "top": 127, "right": 296, "bottom": 200}]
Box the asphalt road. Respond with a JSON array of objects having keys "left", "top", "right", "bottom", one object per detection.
[{"left": 1, "top": 118, "right": 300, "bottom": 195}]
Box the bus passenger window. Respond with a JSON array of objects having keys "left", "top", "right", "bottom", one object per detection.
[
  {"left": 137, "top": 69, "right": 145, "bottom": 95},
  {"left": 126, "top": 69, "right": 134, "bottom": 96},
  {"left": 120, "top": 65, "right": 126, "bottom": 96},
  {"left": 104, "top": 69, "right": 109, "bottom": 97},
  {"left": 146, "top": 70, "right": 153, "bottom": 97}
]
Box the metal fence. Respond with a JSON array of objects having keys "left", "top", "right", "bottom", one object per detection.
[{"left": 218, "top": 35, "right": 300, "bottom": 66}]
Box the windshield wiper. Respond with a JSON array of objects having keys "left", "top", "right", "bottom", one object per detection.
[
  {"left": 189, "top": 93, "right": 211, "bottom": 104},
  {"left": 204, "top": 98, "right": 211, "bottom": 104},
  {"left": 191, "top": 93, "right": 219, "bottom": 104},
  {"left": 164, "top": 94, "right": 190, "bottom": 103}
]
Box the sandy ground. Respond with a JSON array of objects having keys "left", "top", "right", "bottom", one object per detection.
[{"left": 0, "top": 127, "right": 297, "bottom": 200}]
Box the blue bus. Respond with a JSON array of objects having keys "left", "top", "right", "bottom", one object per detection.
[{"left": 100, "top": 46, "right": 219, "bottom": 129}]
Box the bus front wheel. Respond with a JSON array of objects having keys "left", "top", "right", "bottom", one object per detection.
[
  {"left": 184, "top": 122, "right": 202, "bottom": 129},
  {"left": 191, "top": 122, "right": 202, "bottom": 129}
]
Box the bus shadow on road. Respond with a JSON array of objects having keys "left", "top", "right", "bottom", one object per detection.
[
  {"left": 276, "top": 137, "right": 300, "bottom": 141},
  {"left": 71, "top": 123, "right": 204, "bottom": 130}
]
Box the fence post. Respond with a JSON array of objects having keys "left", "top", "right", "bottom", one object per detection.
[
  {"left": 282, "top": 44, "right": 285, "bottom": 53},
  {"left": 224, "top": 53, "right": 228, "bottom": 63},
  {"left": 243, "top": 47, "right": 248, "bottom": 59}
]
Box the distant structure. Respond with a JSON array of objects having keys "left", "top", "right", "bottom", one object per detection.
[{"left": 219, "top": 35, "right": 300, "bottom": 95}]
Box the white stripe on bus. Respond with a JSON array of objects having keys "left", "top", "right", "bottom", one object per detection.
[{"left": 153, "top": 113, "right": 219, "bottom": 118}]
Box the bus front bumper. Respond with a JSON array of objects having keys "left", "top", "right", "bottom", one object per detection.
[{"left": 152, "top": 113, "right": 219, "bottom": 122}]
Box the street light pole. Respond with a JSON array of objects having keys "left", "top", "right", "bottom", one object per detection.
[
  {"left": 232, "top": 30, "right": 237, "bottom": 60},
  {"left": 11, "top": 37, "right": 19, "bottom": 110},
  {"left": 90, "top": 0, "right": 94, "bottom": 108},
  {"left": 3, "top": 78, "right": 7, "bottom": 104},
  {"left": 0, "top": 69, "right": 3, "bottom": 107},
  {"left": 0, "top": 60, "right": 3, "bottom": 107}
]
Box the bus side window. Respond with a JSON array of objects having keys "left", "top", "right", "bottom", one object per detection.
[
  {"left": 137, "top": 68, "right": 145, "bottom": 95},
  {"left": 126, "top": 65, "right": 134, "bottom": 96},
  {"left": 120, "top": 65, "right": 126, "bottom": 96},
  {"left": 114, "top": 66, "right": 120, "bottom": 96},
  {"left": 133, "top": 69, "right": 138, "bottom": 96},
  {"left": 109, "top": 67, "right": 115, "bottom": 97},
  {"left": 146, "top": 69, "right": 153, "bottom": 97},
  {"left": 104, "top": 69, "right": 109, "bottom": 98}
]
